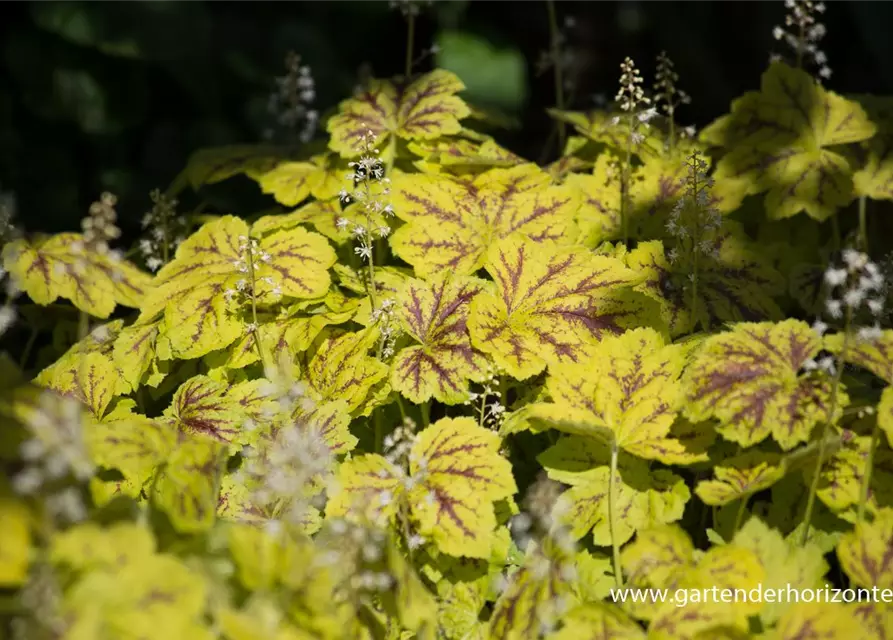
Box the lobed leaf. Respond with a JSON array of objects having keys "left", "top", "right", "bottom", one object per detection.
[
  {"left": 2, "top": 233, "right": 150, "bottom": 318},
  {"left": 391, "top": 273, "right": 488, "bottom": 404},
  {"left": 327, "top": 69, "right": 470, "bottom": 158},
  {"left": 468, "top": 234, "right": 642, "bottom": 380},
  {"left": 705, "top": 62, "right": 876, "bottom": 221},
  {"left": 390, "top": 164, "right": 579, "bottom": 278},
  {"left": 685, "top": 319, "right": 846, "bottom": 450}
]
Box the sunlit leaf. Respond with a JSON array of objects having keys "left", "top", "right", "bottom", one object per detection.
[
  {"left": 539, "top": 437, "right": 690, "bottom": 545},
  {"left": 695, "top": 451, "right": 784, "bottom": 506},
  {"left": 2, "top": 233, "right": 150, "bottom": 318},
  {"left": 328, "top": 417, "right": 516, "bottom": 559},
  {"left": 305, "top": 329, "right": 388, "bottom": 413},
  {"left": 327, "top": 69, "right": 471, "bottom": 159},
  {"left": 391, "top": 273, "right": 488, "bottom": 403},
  {"left": 390, "top": 165, "right": 579, "bottom": 278},
  {"left": 732, "top": 516, "right": 828, "bottom": 625},
  {"left": 468, "top": 234, "right": 642, "bottom": 380},
  {"left": 139, "top": 215, "right": 336, "bottom": 359},
  {"left": 837, "top": 507, "right": 893, "bottom": 589},
  {"left": 546, "top": 603, "right": 645, "bottom": 639},
  {"left": 0, "top": 491, "right": 30, "bottom": 586},
  {"left": 152, "top": 436, "right": 224, "bottom": 533},
  {"left": 704, "top": 62, "right": 876, "bottom": 220},
  {"left": 685, "top": 319, "right": 846, "bottom": 450},
  {"left": 525, "top": 328, "right": 696, "bottom": 464}
]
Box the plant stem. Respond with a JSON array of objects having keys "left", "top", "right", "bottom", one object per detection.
[
  {"left": 621, "top": 115, "right": 634, "bottom": 245},
  {"left": 858, "top": 195, "right": 868, "bottom": 253},
  {"left": 609, "top": 439, "right": 623, "bottom": 589},
  {"left": 19, "top": 327, "right": 38, "bottom": 370},
  {"left": 405, "top": 13, "right": 415, "bottom": 80},
  {"left": 857, "top": 417, "right": 881, "bottom": 524},
  {"left": 420, "top": 401, "right": 430, "bottom": 428},
  {"left": 77, "top": 310, "right": 90, "bottom": 341},
  {"left": 374, "top": 410, "right": 384, "bottom": 454},
  {"left": 800, "top": 313, "right": 850, "bottom": 546},
  {"left": 478, "top": 387, "right": 489, "bottom": 428},
  {"left": 546, "top": 0, "right": 566, "bottom": 150},
  {"left": 732, "top": 494, "right": 749, "bottom": 535},
  {"left": 246, "top": 239, "right": 268, "bottom": 371},
  {"left": 690, "top": 163, "right": 701, "bottom": 334}
]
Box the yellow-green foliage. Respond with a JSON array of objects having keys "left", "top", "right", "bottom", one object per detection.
[{"left": 3, "top": 59, "right": 893, "bottom": 640}]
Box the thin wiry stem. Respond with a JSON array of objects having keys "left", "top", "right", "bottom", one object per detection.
[
  {"left": 609, "top": 439, "right": 623, "bottom": 589},
  {"left": 547, "top": 0, "right": 566, "bottom": 149},
  {"left": 246, "top": 238, "right": 268, "bottom": 371},
  {"left": 858, "top": 418, "right": 880, "bottom": 524},
  {"left": 800, "top": 310, "right": 850, "bottom": 546}
]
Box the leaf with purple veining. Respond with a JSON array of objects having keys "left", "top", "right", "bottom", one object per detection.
[
  {"left": 391, "top": 273, "right": 488, "bottom": 404},
  {"left": 390, "top": 164, "right": 579, "bottom": 278}
]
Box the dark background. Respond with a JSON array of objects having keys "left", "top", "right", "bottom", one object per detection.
[{"left": 2, "top": 1, "right": 892, "bottom": 243}]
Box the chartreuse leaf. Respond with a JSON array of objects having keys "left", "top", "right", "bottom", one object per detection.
[
  {"left": 139, "top": 215, "right": 336, "bottom": 359},
  {"left": 35, "top": 320, "right": 131, "bottom": 396},
  {"left": 328, "top": 417, "right": 516, "bottom": 559},
  {"left": 685, "top": 319, "right": 847, "bottom": 450},
  {"left": 63, "top": 553, "right": 212, "bottom": 639},
  {"left": 546, "top": 602, "right": 645, "bottom": 640},
  {"left": 39, "top": 351, "right": 119, "bottom": 420},
  {"left": 620, "top": 525, "right": 763, "bottom": 635},
  {"left": 539, "top": 437, "right": 690, "bottom": 545},
  {"left": 50, "top": 521, "right": 156, "bottom": 572},
  {"left": 2, "top": 233, "right": 150, "bottom": 318},
  {"left": 162, "top": 375, "right": 231, "bottom": 440},
  {"left": 152, "top": 435, "right": 224, "bottom": 533},
  {"left": 253, "top": 199, "right": 347, "bottom": 244},
  {"left": 852, "top": 96, "right": 893, "bottom": 201},
  {"left": 546, "top": 603, "right": 645, "bottom": 639},
  {"left": 85, "top": 400, "right": 176, "bottom": 486},
  {"left": 647, "top": 545, "right": 763, "bottom": 638},
  {"left": 837, "top": 507, "right": 893, "bottom": 589},
  {"left": 409, "top": 137, "right": 524, "bottom": 175},
  {"left": 695, "top": 450, "right": 784, "bottom": 506},
  {"left": 826, "top": 329, "right": 893, "bottom": 383},
  {"left": 526, "top": 328, "right": 706, "bottom": 465},
  {"left": 489, "top": 537, "right": 576, "bottom": 640},
  {"left": 212, "top": 296, "right": 357, "bottom": 371},
  {"left": 327, "top": 69, "right": 470, "bottom": 159},
  {"left": 217, "top": 601, "right": 313, "bottom": 640},
  {"left": 391, "top": 273, "right": 488, "bottom": 404},
  {"left": 626, "top": 230, "right": 783, "bottom": 338},
  {"left": 0, "top": 489, "right": 30, "bottom": 586},
  {"left": 112, "top": 320, "right": 164, "bottom": 390},
  {"left": 389, "top": 164, "right": 579, "bottom": 278},
  {"left": 619, "top": 525, "right": 695, "bottom": 620},
  {"left": 732, "top": 517, "right": 828, "bottom": 625},
  {"left": 547, "top": 108, "right": 663, "bottom": 159},
  {"left": 827, "top": 330, "right": 893, "bottom": 448},
  {"left": 770, "top": 603, "right": 870, "bottom": 639},
  {"left": 255, "top": 153, "right": 344, "bottom": 207},
  {"left": 810, "top": 435, "right": 893, "bottom": 519},
  {"left": 305, "top": 329, "right": 388, "bottom": 413},
  {"left": 382, "top": 538, "right": 438, "bottom": 634},
  {"left": 704, "top": 62, "right": 876, "bottom": 220},
  {"left": 468, "top": 234, "right": 643, "bottom": 380},
  {"left": 180, "top": 144, "right": 295, "bottom": 189},
  {"left": 565, "top": 154, "right": 622, "bottom": 247}
]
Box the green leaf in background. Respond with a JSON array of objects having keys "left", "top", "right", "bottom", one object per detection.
[{"left": 434, "top": 30, "right": 527, "bottom": 112}]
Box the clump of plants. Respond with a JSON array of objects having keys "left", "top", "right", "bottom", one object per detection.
[{"left": 1, "top": 1, "right": 893, "bottom": 638}]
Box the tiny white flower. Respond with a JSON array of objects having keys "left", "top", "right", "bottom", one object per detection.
[
  {"left": 826, "top": 299, "right": 842, "bottom": 319},
  {"left": 824, "top": 268, "right": 847, "bottom": 287}
]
